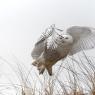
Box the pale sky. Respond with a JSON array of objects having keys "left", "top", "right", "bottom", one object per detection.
[
  {"left": 0, "top": 0, "right": 95, "bottom": 94},
  {"left": 0, "top": 0, "right": 95, "bottom": 62}
]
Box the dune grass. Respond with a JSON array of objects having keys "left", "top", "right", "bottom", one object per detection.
[{"left": 0, "top": 52, "right": 95, "bottom": 95}]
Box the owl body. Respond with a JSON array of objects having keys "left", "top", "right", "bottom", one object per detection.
[
  {"left": 32, "top": 26, "right": 95, "bottom": 75},
  {"left": 33, "top": 46, "right": 69, "bottom": 75},
  {"left": 32, "top": 32, "right": 73, "bottom": 75}
]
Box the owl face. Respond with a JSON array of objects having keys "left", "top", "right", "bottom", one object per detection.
[
  {"left": 62, "top": 34, "right": 73, "bottom": 44},
  {"left": 54, "top": 34, "right": 73, "bottom": 46}
]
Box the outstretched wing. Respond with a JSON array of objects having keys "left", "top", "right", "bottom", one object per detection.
[
  {"left": 67, "top": 26, "right": 95, "bottom": 55},
  {"left": 31, "top": 27, "right": 53, "bottom": 59}
]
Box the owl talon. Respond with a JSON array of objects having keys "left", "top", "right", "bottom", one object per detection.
[
  {"left": 39, "top": 68, "right": 45, "bottom": 75},
  {"left": 46, "top": 67, "right": 53, "bottom": 76},
  {"left": 37, "top": 65, "right": 45, "bottom": 75}
]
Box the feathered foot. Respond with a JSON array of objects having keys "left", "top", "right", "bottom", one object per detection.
[{"left": 37, "top": 65, "right": 45, "bottom": 75}]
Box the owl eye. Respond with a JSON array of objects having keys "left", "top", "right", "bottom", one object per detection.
[{"left": 65, "top": 37, "right": 68, "bottom": 39}]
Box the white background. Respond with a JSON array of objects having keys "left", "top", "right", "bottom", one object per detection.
[
  {"left": 0, "top": 0, "right": 95, "bottom": 94},
  {"left": 0, "top": 0, "right": 95, "bottom": 61}
]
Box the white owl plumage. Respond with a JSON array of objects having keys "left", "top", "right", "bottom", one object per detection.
[{"left": 31, "top": 25, "right": 95, "bottom": 75}]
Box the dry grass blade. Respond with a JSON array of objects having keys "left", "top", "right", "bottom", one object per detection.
[{"left": 0, "top": 52, "right": 95, "bottom": 94}]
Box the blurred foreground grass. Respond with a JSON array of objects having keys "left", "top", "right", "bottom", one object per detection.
[{"left": 0, "top": 52, "right": 95, "bottom": 95}]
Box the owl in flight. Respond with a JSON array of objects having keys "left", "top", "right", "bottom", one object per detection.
[{"left": 31, "top": 24, "right": 95, "bottom": 76}]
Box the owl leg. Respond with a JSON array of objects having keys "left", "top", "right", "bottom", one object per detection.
[{"left": 46, "top": 67, "right": 52, "bottom": 76}]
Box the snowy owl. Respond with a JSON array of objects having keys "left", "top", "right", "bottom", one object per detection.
[{"left": 31, "top": 25, "right": 95, "bottom": 75}]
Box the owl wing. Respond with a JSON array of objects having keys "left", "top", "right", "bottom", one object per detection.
[
  {"left": 67, "top": 26, "right": 95, "bottom": 55},
  {"left": 31, "top": 27, "right": 53, "bottom": 59},
  {"left": 31, "top": 28, "right": 64, "bottom": 59}
]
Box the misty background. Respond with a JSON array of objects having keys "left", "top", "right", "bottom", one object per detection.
[
  {"left": 0, "top": 0, "right": 95, "bottom": 94},
  {"left": 0, "top": 0, "right": 95, "bottom": 62}
]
